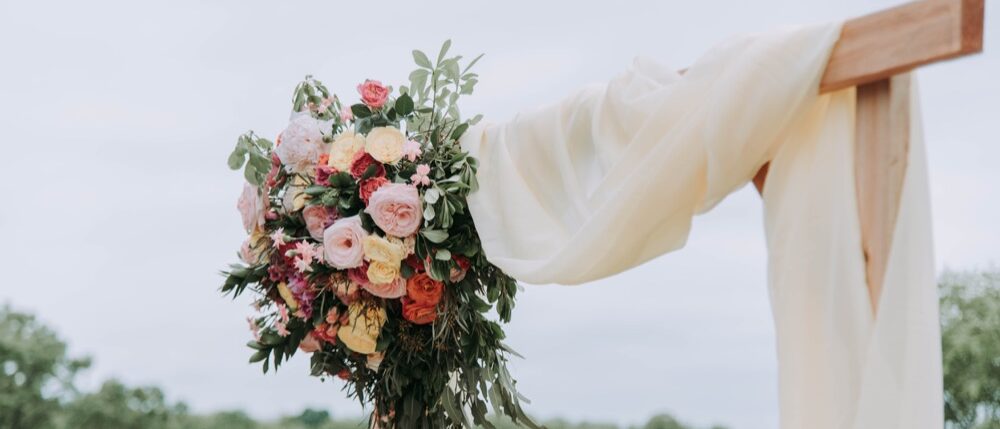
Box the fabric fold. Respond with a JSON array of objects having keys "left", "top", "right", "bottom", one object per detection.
[{"left": 462, "top": 22, "right": 942, "bottom": 429}]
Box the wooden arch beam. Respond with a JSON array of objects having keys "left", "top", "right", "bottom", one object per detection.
[{"left": 749, "top": 0, "right": 984, "bottom": 313}]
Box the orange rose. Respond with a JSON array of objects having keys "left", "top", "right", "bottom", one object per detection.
[
  {"left": 406, "top": 273, "right": 443, "bottom": 306},
  {"left": 402, "top": 296, "right": 437, "bottom": 325}
]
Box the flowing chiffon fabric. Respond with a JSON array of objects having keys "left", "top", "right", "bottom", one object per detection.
[{"left": 461, "top": 23, "right": 942, "bottom": 428}]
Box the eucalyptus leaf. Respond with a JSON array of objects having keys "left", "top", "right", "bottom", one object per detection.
[
  {"left": 412, "top": 50, "right": 432, "bottom": 68},
  {"left": 420, "top": 229, "right": 448, "bottom": 243}
]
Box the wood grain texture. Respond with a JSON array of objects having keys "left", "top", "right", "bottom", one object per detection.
[
  {"left": 854, "top": 74, "right": 912, "bottom": 313},
  {"left": 752, "top": 0, "right": 983, "bottom": 194},
  {"left": 819, "top": 0, "right": 984, "bottom": 93}
]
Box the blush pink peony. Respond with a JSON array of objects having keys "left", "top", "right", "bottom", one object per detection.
[
  {"left": 364, "top": 183, "right": 422, "bottom": 237},
  {"left": 322, "top": 216, "right": 366, "bottom": 269},
  {"left": 275, "top": 114, "right": 326, "bottom": 174}
]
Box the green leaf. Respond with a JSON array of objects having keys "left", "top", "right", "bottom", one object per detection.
[
  {"left": 435, "top": 249, "right": 452, "bottom": 261},
  {"left": 412, "top": 50, "right": 432, "bottom": 68},
  {"left": 303, "top": 185, "right": 328, "bottom": 196},
  {"left": 351, "top": 104, "right": 373, "bottom": 118},
  {"left": 395, "top": 93, "right": 414, "bottom": 116},
  {"left": 243, "top": 162, "right": 258, "bottom": 186},
  {"left": 463, "top": 53, "right": 484, "bottom": 74},
  {"left": 436, "top": 39, "right": 452, "bottom": 65},
  {"left": 249, "top": 349, "right": 268, "bottom": 363},
  {"left": 450, "top": 123, "right": 469, "bottom": 140},
  {"left": 424, "top": 188, "right": 440, "bottom": 204},
  {"left": 228, "top": 146, "right": 247, "bottom": 170},
  {"left": 420, "top": 229, "right": 449, "bottom": 243},
  {"left": 409, "top": 69, "right": 429, "bottom": 94},
  {"left": 423, "top": 204, "right": 435, "bottom": 221},
  {"left": 444, "top": 60, "right": 460, "bottom": 81}
]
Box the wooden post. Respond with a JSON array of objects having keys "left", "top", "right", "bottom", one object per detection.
[
  {"left": 854, "top": 74, "right": 912, "bottom": 313},
  {"left": 744, "top": 0, "right": 984, "bottom": 313}
]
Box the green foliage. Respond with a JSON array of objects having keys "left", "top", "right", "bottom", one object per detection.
[
  {"left": 59, "top": 380, "right": 185, "bottom": 429},
  {"left": 0, "top": 305, "right": 89, "bottom": 429},
  {"left": 228, "top": 131, "right": 274, "bottom": 187},
  {"left": 940, "top": 269, "right": 1000, "bottom": 429}
]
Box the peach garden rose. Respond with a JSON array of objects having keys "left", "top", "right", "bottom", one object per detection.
[
  {"left": 323, "top": 216, "right": 366, "bottom": 269},
  {"left": 364, "top": 183, "right": 422, "bottom": 237}
]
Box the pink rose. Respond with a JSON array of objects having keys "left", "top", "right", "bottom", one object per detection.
[
  {"left": 362, "top": 277, "right": 406, "bottom": 299},
  {"left": 237, "top": 183, "right": 264, "bottom": 233},
  {"left": 357, "top": 79, "right": 389, "bottom": 109},
  {"left": 365, "top": 183, "right": 422, "bottom": 237},
  {"left": 302, "top": 205, "right": 338, "bottom": 240},
  {"left": 323, "top": 216, "right": 366, "bottom": 269}
]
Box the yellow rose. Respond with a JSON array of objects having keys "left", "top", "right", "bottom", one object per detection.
[
  {"left": 282, "top": 175, "right": 310, "bottom": 212},
  {"left": 363, "top": 235, "right": 408, "bottom": 264},
  {"left": 337, "top": 302, "right": 387, "bottom": 354},
  {"left": 364, "top": 127, "right": 405, "bottom": 164},
  {"left": 328, "top": 131, "right": 366, "bottom": 171},
  {"left": 366, "top": 261, "right": 399, "bottom": 285},
  {"left": 276, "top": 282, "right": 298, "bottom": 310}
]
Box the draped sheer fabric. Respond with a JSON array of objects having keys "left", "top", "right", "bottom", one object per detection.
[{"left": 461, "top": 23, "right": 942, "bottom": 429}]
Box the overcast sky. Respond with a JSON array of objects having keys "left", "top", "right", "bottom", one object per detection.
[{"left": 0, "top": 1, "right": 996, "bottom": 428}]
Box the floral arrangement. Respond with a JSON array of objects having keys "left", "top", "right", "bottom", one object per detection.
[{"left": 221, "top": 41, "right": 539, "bottom": 428}]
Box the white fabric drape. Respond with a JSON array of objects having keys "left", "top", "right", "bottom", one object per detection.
[{"left": 461, "top": 23, "right": 942, "bottom": 429}]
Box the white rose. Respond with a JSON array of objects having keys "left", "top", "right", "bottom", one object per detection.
[
  {"left": 364, "top": 127, "right": 405, "bottom": 164},
  {"left": 328, "top": 131, "right": 366, "bottom": 171},
  {"left": 276, "top": 114, "right": 326, "bottom": 174}
]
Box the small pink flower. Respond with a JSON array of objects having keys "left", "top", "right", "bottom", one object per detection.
[
  {"left": 270, "top": 228, "right": 287, "bottom": 247},
  {"left": 340, "top": 106, "right": 353, "bottom": 122},
  {"left": 247, "top": 317, "right": 261, "bottom": 341},
  {"left": 410, "top": 164, "right": 431, "bottom": 187},
  {"left": 293, "top": 257, "right": 313, "bottom": 273},
  {"left": 357, "top": 80, "right": 389, "bottom": 109},
  {"left": 293, "top": 241, "right": 321, "bottom": 264},
  {"left": 276, "top": 321, "right": 290, "bottom": 337},
  {"left": 278, "top": 303, "right": 290, "bottom": 323},
  {"left": 402, "top": 140, "right": 422, "bottom": 162}
]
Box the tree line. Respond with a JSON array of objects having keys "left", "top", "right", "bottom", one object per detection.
[{"left": 2, "top": 269, "right": 997, "bottom": 429}]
